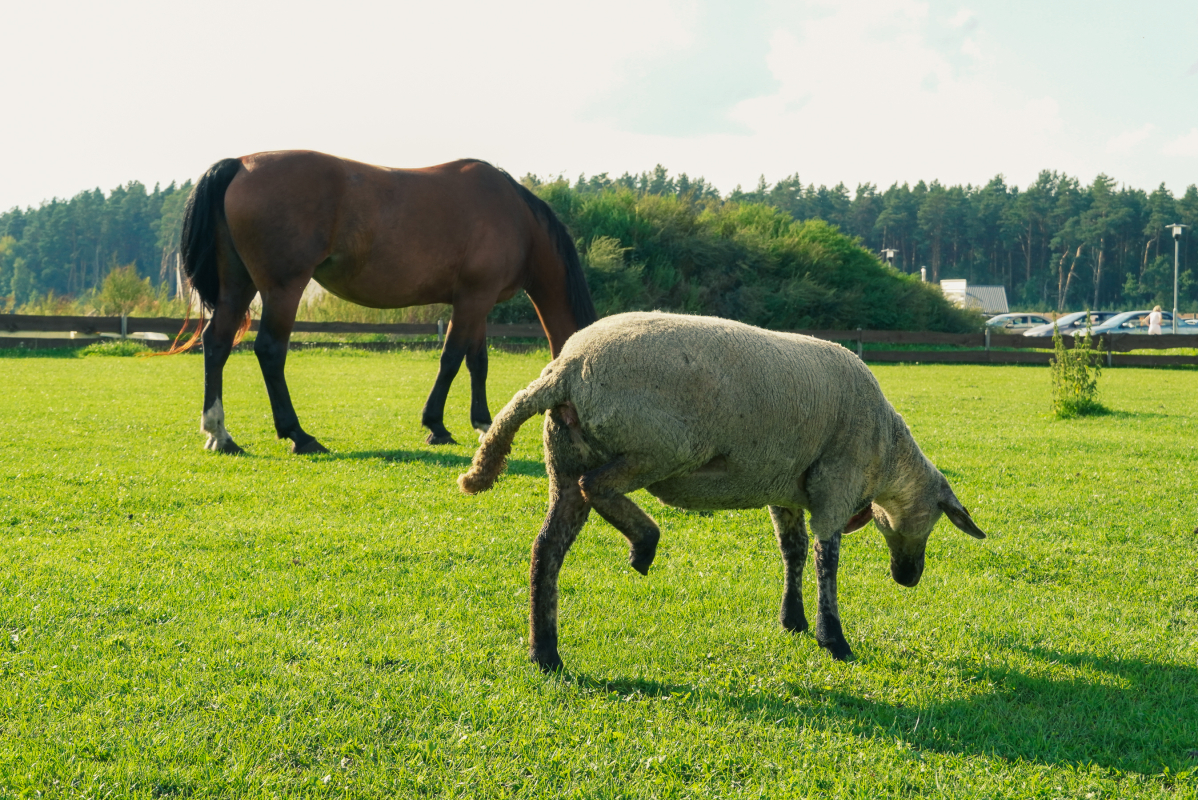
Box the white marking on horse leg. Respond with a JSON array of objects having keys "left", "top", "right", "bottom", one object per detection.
[
  {"left": 201, "top": 398, "right": 233, "bottom": 450},
  {"left": 474, "top": 421, "right": 491, "bottom": 441}
]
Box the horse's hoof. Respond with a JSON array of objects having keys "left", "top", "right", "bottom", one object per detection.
[
  {"left": 206, "top": 437, "right": 244, "bottom": 455},
  {"left": 292, "top": 438, "right": 329, "bottom": 455},
  {"left": 426, "top": 432, "right": 458, "bottom": 446}
]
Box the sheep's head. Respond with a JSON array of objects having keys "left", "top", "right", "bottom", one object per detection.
[{"left": 870, "top": 472, "right": 985, "bottom": 587}]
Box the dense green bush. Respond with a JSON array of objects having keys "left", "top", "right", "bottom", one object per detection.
[{"left": 493, "top": 183, "right": 981, "bottom": 332}]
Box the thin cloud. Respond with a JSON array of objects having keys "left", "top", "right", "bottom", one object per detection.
[
  {"left": 723, "top": 3, "right": 1072, "bottom": 190},
  {"left": 1189, "top": 59, "right": 1198, "bottom": 75},
  {"left": 948, "top": 8, "right": 978, "bottom": 32},
  {"left": 1106, "top": 124, "right": 1155, "bottom": 154},
  {"left": 1163, "top": 129, "right": 1198, "bottom": 157}
]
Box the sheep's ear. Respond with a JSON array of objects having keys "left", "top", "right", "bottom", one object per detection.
[
  {"left": 938, "top": 499, "right": 985, "bottom": 539},
  {"left": 843, "top": 505, "right": 874, "bottom": 534}
]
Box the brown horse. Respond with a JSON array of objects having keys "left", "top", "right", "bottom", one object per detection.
[{"left": 171, "top": 150, "right": 596, "bottom": 453}]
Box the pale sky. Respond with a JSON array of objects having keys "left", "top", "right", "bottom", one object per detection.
[{"left": 3, "top": 0, "right": 1197, "bottom": 211}]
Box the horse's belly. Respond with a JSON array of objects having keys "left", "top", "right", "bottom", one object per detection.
[{"left": 312, "top": 259, "right": 452, "bottom": 309}]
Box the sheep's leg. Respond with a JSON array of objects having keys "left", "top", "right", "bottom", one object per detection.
[
  {"left": 528, "top": 476, "right": 589, "bottom": 672},
  {"left": 527, "top": 412, "right": 592, "bottom": 673},
  {"left": 812, "top": 531, "right": 852, "bottom": 661},
  {"left": 770, "top": 506, "right": 809, "bottom": 633},
  {"left": 579, "top": 457, "right": 662, "bottom": 576},
  {"left": 591, "top": 494, "right": 660, "bottom": 576}
]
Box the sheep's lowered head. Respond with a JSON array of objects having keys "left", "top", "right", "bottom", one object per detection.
[{"left": 865, "top": 470, "right": 986, "bottom": 588}]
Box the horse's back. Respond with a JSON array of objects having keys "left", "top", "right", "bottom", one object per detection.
[{"left": 222, "top": 151, "right": 534, "bottom": 306}]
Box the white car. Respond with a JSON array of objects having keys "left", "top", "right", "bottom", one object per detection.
[{"left": 986, "top": 313, "right": 1052, "bottom": 331}]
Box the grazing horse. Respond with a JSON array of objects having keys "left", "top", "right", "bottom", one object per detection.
[{"left": 169, "top": 151, "right": 597, "bottom": 453}]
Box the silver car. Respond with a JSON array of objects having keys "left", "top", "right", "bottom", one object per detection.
[
  {"left": 1023, "top": 311, "right": 1118, "bottom": 338},
  {"left": 1090, "top": 310, "right": 1198, "bottom": 335}
]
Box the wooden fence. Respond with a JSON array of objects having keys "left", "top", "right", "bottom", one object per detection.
[{"left": 2, "top": 314, "right": 1197, "bottom": 367}]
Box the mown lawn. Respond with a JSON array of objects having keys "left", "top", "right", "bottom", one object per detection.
[{"left": 1, "top": 347, "right": 1196, "bottom": 799}]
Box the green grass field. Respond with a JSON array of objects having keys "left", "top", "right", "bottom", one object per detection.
[{"left": 1, "top": 348, "right": 1196, "bottom": 798}]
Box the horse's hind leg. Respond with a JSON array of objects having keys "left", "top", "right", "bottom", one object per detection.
[
  {"left": 421, "top": 305, "right": 488, "bottom": 445},
  {"left": 255, "top": 285, "right": 327, "bottom": 455},
  {"left": 201, "top": 264, "right": 256, "bottom": 454}
]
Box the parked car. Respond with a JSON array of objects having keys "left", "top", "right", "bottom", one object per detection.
[
  {"left": 985, "top": 313, "right": 1052, "bottom": 331},
  {"left": 1089, "top": 310, "right": 1198, "bottom": 335},
  {"left": 1023, "top": 311, "right": 1119, "bottom": 338}
]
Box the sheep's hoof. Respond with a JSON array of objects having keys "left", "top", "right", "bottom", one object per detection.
[
  {"left": 780, "top": 607, "right": 808, "bottom": 633},
  {"left": 531, "top": 650, "right": 564, "bottom": 674},
  {"left": 816, "top": 616, "right": 853, "bottom": 660},
  {"left": 629, "top": 548, "right": 655, "bottom": 576},
  {"left": 818, "top": 637, "right": 853, "bottom": 661},
  {"left": 292, "top": 438, "right": 329, "bottom": 455},
  {"left": 629, "top": 530, "right": 659, "bottom": 576},
  {"left": 426, "top": 431, "right": 458, "bottom": 446}
]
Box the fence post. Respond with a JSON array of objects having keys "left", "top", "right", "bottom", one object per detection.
[
  {"left": 437, "top": 319, "right": 444, "bottom": 347},
  {"left": 120, "top": 314, "right": 127, "bottom": 339},
  {"left": 984, "top": 327, "right": 991, "bottom": 354},
  {"left": 856, "top": 327, "right": 863, "bottom": 359}
]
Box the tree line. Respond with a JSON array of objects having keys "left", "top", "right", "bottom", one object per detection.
[
  {"left": 3, "top": 165, "right": 1195, "bottom": 323},
  {"left": 530, "top": 167, "right": 1198, "bottom": 312},
  {"left": 0, "top": 180, "right": 190, "bottom": 312}
]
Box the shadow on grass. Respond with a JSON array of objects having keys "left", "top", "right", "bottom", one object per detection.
[
  {"left": 0, "top": 346, "right": 83, "bottom": 358},
  {"left": 323, "top": 448, "right": 546, "bottom": 478},
  {"left": 571, "top": 641, "right": 1198, "bottom": 775},
  {"left": 1088, "top": 408, "right": 1170, "bottom": 420}
]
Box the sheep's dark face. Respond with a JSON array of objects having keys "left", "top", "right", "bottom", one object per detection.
[
  {"left": 872, "top": 505, "right": 935, "bottom": 587},
  {"left": 871, "top": 474, "right": 986, "bottom": 588}
]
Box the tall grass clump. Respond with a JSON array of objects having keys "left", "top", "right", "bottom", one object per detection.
[
  {"left": 293, "top": 290, "right": 450, "bottom": 325},
  {"left": 15, "top": 267, "right": 190, "bottom": 318},
  {"left": 1050, "top": 319, "right": 1105, "bottom": 417}
]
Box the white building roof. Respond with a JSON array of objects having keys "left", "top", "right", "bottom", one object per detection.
[{"left": 940, "top": 280, "right": 1008, "bottom": 315}]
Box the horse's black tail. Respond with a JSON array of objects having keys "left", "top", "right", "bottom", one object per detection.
[
  {"left": 159, "top": 158, "right": 244, "bottom": 356},
  {"left": 503, "top": 175, "right": 599, "bottom": 330},
  {"left": 181, "top": 158, "right": 242, "bottom": 311}
]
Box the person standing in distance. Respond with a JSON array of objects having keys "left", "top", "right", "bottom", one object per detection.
[{"left": 1147, "top": 305, "right": 1164, "bottom": 335}]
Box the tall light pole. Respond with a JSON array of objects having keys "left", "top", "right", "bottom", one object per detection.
[{"left": 1165, "top": 224, "right": 1188, "bottom": 334}]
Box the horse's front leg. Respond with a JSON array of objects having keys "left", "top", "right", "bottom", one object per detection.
[
  {"left": 421, "top": 310, "right": 487, "bottom": 445},
  {"left": 465, "top": 338, "right": 492, "bottom": 439},
  {"left": 256, "top": 287, "right": 327, "bottom": 454}
]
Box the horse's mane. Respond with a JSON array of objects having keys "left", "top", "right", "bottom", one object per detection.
[{"left": 490, "top": 165, "right": 598, "bottom": 330}]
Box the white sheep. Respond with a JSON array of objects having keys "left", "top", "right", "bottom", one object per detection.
[{"left": 459, "top": 311, "right": 986, "bottom": 671}]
